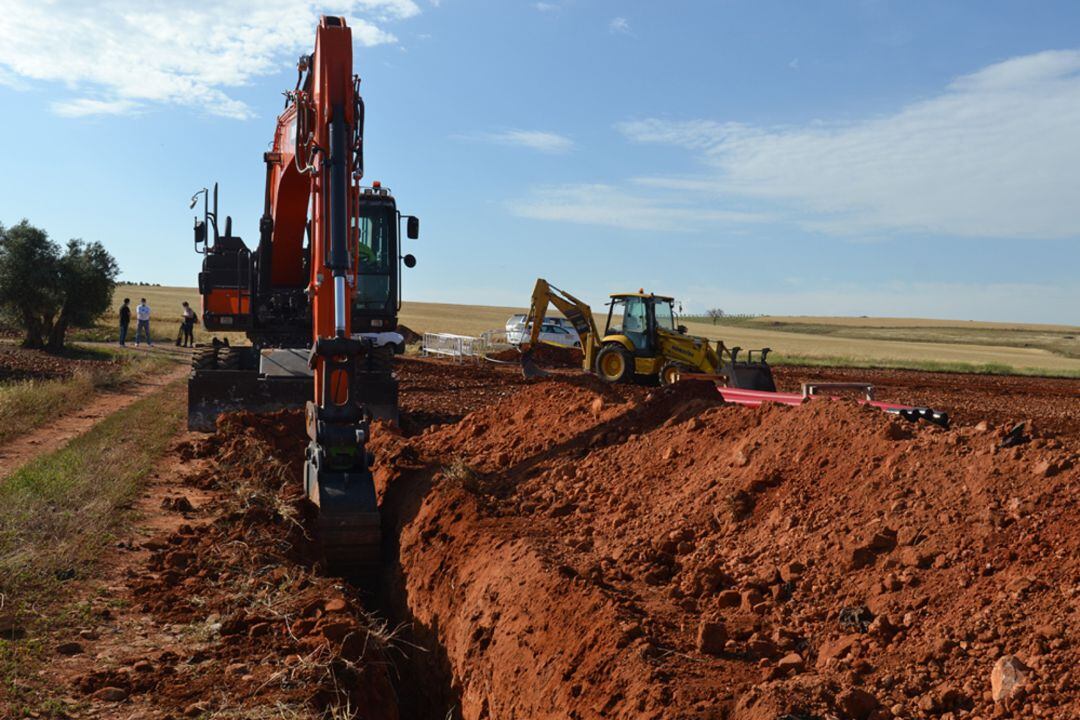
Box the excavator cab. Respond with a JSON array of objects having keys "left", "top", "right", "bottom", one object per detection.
[{"left": 594, "top": 292, "right": 681, "bottom": 383}]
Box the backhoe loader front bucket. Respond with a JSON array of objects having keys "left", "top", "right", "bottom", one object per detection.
[{"left": 721, "top": 347, "right": 777, "bottom": 392}]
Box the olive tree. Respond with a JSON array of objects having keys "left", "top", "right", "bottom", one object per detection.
[{"left": 0, "top": 220, "right": 119, "bottom": 352}]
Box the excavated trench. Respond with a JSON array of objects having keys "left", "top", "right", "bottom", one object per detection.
[
  {"left": 155, "top": 357, "right": 1079, "bottom": 719},
  {"left": 358, "top": 360, "right": 1080, "bottom": 720}
]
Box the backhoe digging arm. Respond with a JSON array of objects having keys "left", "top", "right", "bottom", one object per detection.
[{"left": 521, "top": 278, "right": 598, "bottom": 378}]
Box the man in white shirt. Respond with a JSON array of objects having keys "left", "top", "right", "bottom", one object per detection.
[{"left": 135, "top": 298, "right": 152, "bottom": 347}]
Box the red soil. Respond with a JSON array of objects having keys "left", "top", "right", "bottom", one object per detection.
[
  {"left": 373, "top": 361, "right": 1079, "bottom": 719},
  {"left": 774, "top": 365, "right": 1080, "bottom": 436},
  {"left": 23, "top": 356, "right": 1077, "bottom": 719},
  {"left": 63, "top": 411, "right": 401, "bottom": 719},
  {"left": 0, "top": 345, "right": 119, "bottom": 382}
]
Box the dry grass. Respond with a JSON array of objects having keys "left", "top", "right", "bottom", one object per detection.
[
  {"left": 73, "top": 284, "right": 246, "bottom": 345},
  {"left": 399, "top": 300, "right": 530, "bottom": 338},
  {"left": 699, "top": 316, "right": 1080, "bottom": 362},
  {"left": 751, "top": 315, "right": 1079, "bottom": 332},
  {"left": 0, "top": 381, "right": 184, "bottom": 615},
  {"left": 0, "top": 348, "right": 178, "bottom": 445},
  {"left": 678, "top": 318, "right": 1080, "bottom": 375},
  {"left": 402, "top": 301, "right": 1080, "bottom": 375}
]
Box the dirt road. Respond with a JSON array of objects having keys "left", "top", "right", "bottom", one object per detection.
[{"left": 0, "top": 365, "right": 189, "bottom": 479}]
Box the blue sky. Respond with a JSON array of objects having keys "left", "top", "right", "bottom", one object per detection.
[{"left": 1, "top": 1, "right": 1078, "bottom": 323}]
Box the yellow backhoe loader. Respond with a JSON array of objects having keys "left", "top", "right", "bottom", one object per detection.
[{"left": 520, "top": 278, "right": 775, "bottom": 390}]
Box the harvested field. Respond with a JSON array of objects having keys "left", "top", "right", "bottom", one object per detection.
[{"left": 93, "top": 289, "right": 1080, "bottom": 375}]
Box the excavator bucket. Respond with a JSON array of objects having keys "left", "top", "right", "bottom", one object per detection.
[{"left": 520, "top": 348, "right": 550, "bottom": 379}]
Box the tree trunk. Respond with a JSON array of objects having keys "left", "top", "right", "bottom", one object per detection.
[
  {"left": 20, "top": 309, "right": 44, "bottom": 349},
  {"left": 46, "top": 309, "right": 69, "bottom": 353}
]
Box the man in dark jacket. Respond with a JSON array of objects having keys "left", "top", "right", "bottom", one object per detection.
[{"left": 118, "top": 298, "right": 131, "bottom": 346}]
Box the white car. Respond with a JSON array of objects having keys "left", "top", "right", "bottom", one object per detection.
[
  {"left": 507, "top": 320, "right": 581, "bottom": 348},
  {"left": 505, "top": 314, "right": 575, "bottom": 333}
]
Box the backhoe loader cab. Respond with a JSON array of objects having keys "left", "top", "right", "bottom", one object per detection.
[{"left": 594, "top": 292, "right": 692, "bottom": 384}]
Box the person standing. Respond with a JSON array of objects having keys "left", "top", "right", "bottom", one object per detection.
[
  {"left": 118, "top": 298, "right": 131, "bottom": 346},
  {"left": 176, "top": 301, "right": 198, "bottom": 347},
  {"left": 135, "top": 298, "right": 152, "bottom": 347}
]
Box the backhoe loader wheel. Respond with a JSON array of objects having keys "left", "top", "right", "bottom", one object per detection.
[
  {"left": 659, "top": 361, "right": 686, "bottom": 387},
  {"left": 192, "top": 346, "right": 218, "bottom": 371},
  {"left": 218, "top": 346, "right": 241, "bottom": 371},
  {"left": 595, "top": 344, "right": 633, "bottom": 384}
]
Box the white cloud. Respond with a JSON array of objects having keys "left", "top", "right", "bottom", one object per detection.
[
  {"left": 535, "top": 2, "right": 560, "bottom": 12},
  {"left": 508, "top": 183, "right": 764, "bottom": 231},
  {"left": 617, "top": 50, "right": 1080, "bottom": 240},
  {"left": 51, "top": 98, "right": 140, "bottom": 118},
  {"left": 609, "top": 17, "right": 632, "bottom": 35},
  {"left": 471, "top": 129, "right": 574, "bottom": 154},
  {"left": 0, "top": 1, "right": 421, "bottom": 120}
]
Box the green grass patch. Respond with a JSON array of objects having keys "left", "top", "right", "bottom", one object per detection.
[
  {"left": 0, "top": 345, "right": 178, "bottom": 445},
  {"left": 767, "top": 353, "right": 1080, "bottom": 378},
  {"left": 0, "top": 381, "right": 183, "bottom": 612}
]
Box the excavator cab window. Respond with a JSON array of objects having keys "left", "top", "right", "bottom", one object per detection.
[{"left": 354, "top": 204, "right": 395, "bottom": 310}]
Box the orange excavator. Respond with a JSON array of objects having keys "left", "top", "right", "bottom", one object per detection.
[{"left": 188, "top": 16, "right": 419, "bottom": 576}]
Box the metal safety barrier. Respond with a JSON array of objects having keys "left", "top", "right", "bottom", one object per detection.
[
  {"left": 480, "top": 329, "right": 514, "bottom": 352},
  {"left": 421, "top": 332, "right": 481, "bottom": 362}
]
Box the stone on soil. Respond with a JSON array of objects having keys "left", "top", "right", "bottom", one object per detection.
[
  {"left": 696, "top": 620, "right": 727, "bottom": 656},
  {"left": 991, "top": 654, "right": 1031, "bottom": 702}
]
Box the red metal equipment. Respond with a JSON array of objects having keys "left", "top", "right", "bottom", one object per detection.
[
  {"left": 189, "top": 16, "right": 419, "bottom": 578},
  {"left": 717, "top": 382, "right": 950, "bottom": 428}
]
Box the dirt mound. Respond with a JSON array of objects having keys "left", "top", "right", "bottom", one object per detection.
[
  {"left": 487, "top": 343, "right": 584, "bottom": 368},
  {"left": 71, "top": 411, "right": 401, "bottom": 719},
  {"left": 375, "top": 374, "right": 1079, "bottom": 719}
]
